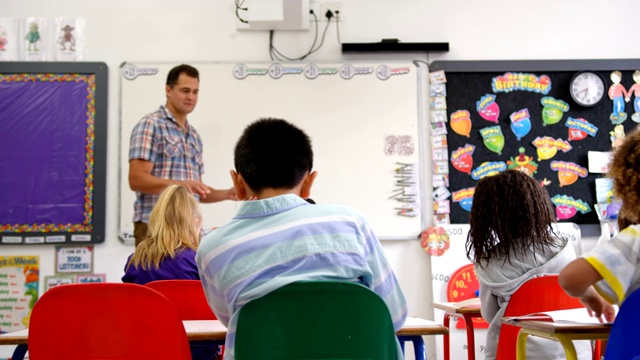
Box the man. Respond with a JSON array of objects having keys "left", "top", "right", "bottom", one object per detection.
[{"left": 128, "top": 64, "right": 234, "bottom": 246}]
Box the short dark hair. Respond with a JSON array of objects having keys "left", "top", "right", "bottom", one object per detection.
[
  {"left": 234, "top": 118, "right": 313, "bottom": 192},
  {"left": 166, "top": 64, "right": 199, "bottom": 87},
  {"left": 465, "top": 169, "right": 558, "bottom": 266}
]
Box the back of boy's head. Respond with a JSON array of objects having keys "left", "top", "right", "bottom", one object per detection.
[
  {"left": 234, "top": 118, "right": 313, "bottom": 192},
  {"left": 466, "top": 169, "right": 556, "bottom": 264},
  {"left": 610, "top": 129, "right": 640, "bottom": 224}
]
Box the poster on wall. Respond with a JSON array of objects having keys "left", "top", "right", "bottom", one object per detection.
[
  {"left": 55, "top": 246, "right": 93, "bottom": 274},
  {"left": 0, "top": 255, "right": 39, "bottom": 333}
]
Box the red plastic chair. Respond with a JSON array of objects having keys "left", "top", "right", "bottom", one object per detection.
[
  {"left": 496, "top": 275, "right": 597, "bottom": 360},
  {"left": 146, "top": 280, "right": 223, "bottom": 359},
  {"left": 28, "top": 283, "right": 191, "bottom": 360},
  {"left": 146, "top": 280, "right": 217, "bottom": 320}
]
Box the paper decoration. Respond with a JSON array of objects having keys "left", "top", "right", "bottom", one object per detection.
[
  {"left": 54, "top": 17, "right": 85, "bottom": 61},
  {"left": 55, "top": 246, "right": 93, "bottom": 274},
  {"left": 44, "top": 275, "right": 74, "bottom": 291},
  {"left": 628, "top": 70, "right": 640, "bottom": 123},
  {"left": 551, "top": 195, "right": 592, "bottom": 220},
  {"left": 531, "top": 136, "right": 572, "bottom": 161},
  {"left": 450, "top": 110, "right": 472, "bottom": 137},
  {"left": 384, "top": 135, "right": 415, "bottom": 156},
  {"left": 471, "top": 161, "right": 507, "bottom": 181},
  {"left": 390, "top": 163, "right": 420, "bottom": 218},
  {"left": 565, "top": 117, "right": 598, "bottom": 141},
  {"left": 509, "top": 108, "right": 532, "bottom": 141},
  {"left": 587, "top": 151, "right": 613, "bottom": 174},
  {"left": 0, "top": 256, "right": 39, "bottom": 332},
  {"left": 507, "top": 147, "right": 539, "bottom": 176},
  {"left": 550, "top": 161, "right": 588, "bottom": 187},
  {"left": 491, "top": 72, "right": 552, "bottom": 94},
  {"left": 540, "top": 97, "right": 569, "bottom": 126},
  {"left": 450, "top": 144, "right": 475, "bottom": 175},
  {"left": 421, "top": 226, "right": 450, "bottom": 256},
  {"left": 479, "top": 126, "right": 505, "bottom": 155},
  {"left": 452, "top": 188, "right": 475, "bottom": 212},
  {"left": 476, "top": 94, "right": 500, "bottom": 123},
  {"left": 430, "top": 70, "right": 447, "bottom": 84},
  {"left": 608, "top": 70, "right": 628, "bottom": 124},
  {"left": 75, "top": 273, "right": 107, "bottom": 283}
]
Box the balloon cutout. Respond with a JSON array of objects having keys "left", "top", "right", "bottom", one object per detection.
[
  {"left": 451, "top": 144, "right": 476, "bottom": 175},
  {"left": 532, "top": 136, "right": 572, "bottom": 161},
  {"left": 510, "top": 108, "right": 532, "bottom": 141},
  {"left": 453, "top": 187, "right": 475, "bottom": 212},
  {"left": 551, "top": 194, "right": 591, "bottom": 221},
  {"left": 420, "top": 226, "right": 450, "bottom": 256},
  {"left": 450, "top": 110, "right": 472, "bottom": 137},
  {"left": 550, "top": 161, "right": 588, "bottom": 187},
  {"left": 476, "top": 94, "right": 500, "bottom": 123},
  {"left": 480, "top": 126, "right": 505, "bottom": 155},
  {"left": 540, "top": 97, "right": 569, "bottom": 126},
  {"left": 565, "top": 117, "right": 598, "bottom": 141}
]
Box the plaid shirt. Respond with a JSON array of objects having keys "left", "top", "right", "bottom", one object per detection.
[{"left": 129, "top": 105, "right": 204, "bottom": 223}]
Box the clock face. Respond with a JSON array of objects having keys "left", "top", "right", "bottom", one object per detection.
[{"left": 570, "top": 71, "right": 605, "bottom": 107}]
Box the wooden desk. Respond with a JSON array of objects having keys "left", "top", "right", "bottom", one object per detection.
[
  {"left": 0, "top": 317, "right": 448, "bottom": 360},
  {"left": 501, "top": 317, "right": 611, "bottom": 360},
  {"left": 432, "top": 301, "right": 483, "bottom": 360}
]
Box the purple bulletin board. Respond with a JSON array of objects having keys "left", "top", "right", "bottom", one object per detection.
[{"left": 0, "top": 62, "right": 107, "bottom": 245}]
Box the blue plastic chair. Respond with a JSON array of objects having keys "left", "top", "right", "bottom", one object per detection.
[{"left": 604, "top": 288, "right": 640, "bottom": 359}]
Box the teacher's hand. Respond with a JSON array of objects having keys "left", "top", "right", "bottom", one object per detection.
[{"left": 179, "top": 180, "right": 212, "bottom": 199}]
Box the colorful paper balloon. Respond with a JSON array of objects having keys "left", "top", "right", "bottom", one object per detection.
[
  {"left": 477, "top": 94, "right": 500, "bottom": 123},
  {"left": 510, "top": 117, "right": 531, "bottom": 141},
  {"left": 459, "top": 197, "right": 473, "bottom": 212},
  {"left": 542, "top": 107, "right": 564, "bottom": 126},
  {"left": 483, "top": 134, "right": 505, "bottom": 155},
  {"left": 452, "top": 154, "right": 473, "bottom": 174},
  {"left": 558, "top": 171, "right": 579, "bottom": 187},
  {"left": 567, "top": 128, "right": 588, "bottom": 141},
  {"left": 555, "top": 205, "right": 577, "bottom": 220},
  {"left": 450, "top": 111, "right": 472, "bottom": 137},
  {"left": 420, "top": 226, "right": 450, "bottom": 256},
  {"left": 536, "top": 146, "right": 557, "bottom": 161}
]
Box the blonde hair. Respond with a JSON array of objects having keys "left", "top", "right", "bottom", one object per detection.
[{"left": 127, "top": 185, "right": 202, "bottom": 270}]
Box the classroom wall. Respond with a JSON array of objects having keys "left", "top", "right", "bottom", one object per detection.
[{"left": 2, "top": 1, "right": 639, "bottom": 359}]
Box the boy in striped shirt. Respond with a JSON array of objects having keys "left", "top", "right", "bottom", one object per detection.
[{"left": 197, "top": 118, "right": 407, "bottom": 359}]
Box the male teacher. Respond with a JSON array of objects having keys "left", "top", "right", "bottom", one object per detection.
[{"left": 128, "top": 64, "right": 235, "bottom": 246}]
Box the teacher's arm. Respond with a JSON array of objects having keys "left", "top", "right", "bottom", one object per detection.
[
  {"left": 199, "top": 183, "right": 236, "bottom": 203},
  {"left": 128, "top": 159, "right": 211, "bottom": 198}
]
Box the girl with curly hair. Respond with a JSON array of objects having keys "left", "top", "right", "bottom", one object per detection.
[
  {"left": 560, "top": 130, "right": 640, "bottom": 316},
  {"left": 467, "top": 169, "right": 597, "bottom": 360}
]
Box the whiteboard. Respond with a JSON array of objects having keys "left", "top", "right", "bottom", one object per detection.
[{"left": 119, "top": 62, "right": 427, "bottom": 241}]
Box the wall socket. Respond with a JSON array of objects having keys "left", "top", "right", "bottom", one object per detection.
[{"left": 310, "top": 2, "right": 343, "bottom": 22}]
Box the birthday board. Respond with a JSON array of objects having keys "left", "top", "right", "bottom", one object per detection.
[{"left": 429, "top": 59, "right": 640, "bottom": 227}]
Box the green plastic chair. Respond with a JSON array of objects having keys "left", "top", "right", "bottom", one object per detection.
[{"left": 235, "top": 281, "right": 399, "bottom": 360}]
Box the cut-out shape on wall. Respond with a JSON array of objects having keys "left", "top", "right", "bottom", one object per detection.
[
  {"left": 476, "top": 94, "right": 500, "bottom": 123},
  {"left": 421, "top": 226, "right": 450, "bottom": 256},
  {"left": 471, "top": 161, "right": 507, "bottom": 181},
  {"left": 450, "top": 144, "right": 475, "bottom": 175},
  {"left": 480, "top": 126, "right": 505, "bottom": 155},
  {"left": 509, "top": 108, "right": 532, "bottom": 140},
  {"left": 452, "top": 187, "right": 474, "bottom": 212},
  {"left": 507, "top": 147, "right": 538, "bottom": 176},
  {"left": 565, "top": 117, "right": 598, "bottom": 141},
  {"left": 450, "top": 110, "right": 472, "bottom": 137},
  {"left": 491, "top": 72, "right": 551, "bottom": 94},
  {"left": 540, "top": 97, "right": 569, "bottom": 126},
  {"left": 550, "top": 161, "right": 588, "bottom": 187},
  {"left": 532, "top": 136, "right": 572, "bottom": 161},
  {"left": 608, "top": 70, "right": 628, "bottom": 124},
  {"left": 551, "top": 194, "right": 592, "bottom": 221},
  {"left": 627, "top": 70, "right": 640, "bottom": 123},
  {"left": 610, "top": 124, "right": 626, "bottom": 149}
]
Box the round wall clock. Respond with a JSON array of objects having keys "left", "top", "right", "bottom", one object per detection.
[{"left": 569, "top": 71, "right": 605, "bottom": 107}]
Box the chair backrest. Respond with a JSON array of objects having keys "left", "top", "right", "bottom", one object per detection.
[
  {"left": 604, "top": 288, "right": 640, "bottom": 359},
  {"left": 28, "top": 283, "right": 191, "bottom": 360},
  {"left": 495, "top": 275, "right": 584, "bottom": 360},
  {"left": 145, "top": 279, "right": 217, "bottom": 320},
  {"left": 235, "top": 281, "right": 399, "bottom": 360}
]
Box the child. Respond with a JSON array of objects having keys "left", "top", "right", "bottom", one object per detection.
[
  {"left": 559, "top": 130, "right": 640, "bottom": 316},
  {"left": 196, "top": 118, "right": 407, "bottom": 360},
  {"left": 122, "top": 184, "right": 202, "bottom": 284},
  {"left": 466, "top": 169, "right": 593, "bottom": 360},
  {"left": 122, "top": 184, "right": 221, "bottom": 360}
]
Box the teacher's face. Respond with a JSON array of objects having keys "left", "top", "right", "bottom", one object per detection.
[{"left": 166, "top": 73, "right": 199, "bottom": 116}]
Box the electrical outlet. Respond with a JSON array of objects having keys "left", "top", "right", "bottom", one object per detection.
[{"left": 320, "top": 2, "right": 343, "bottom": 22}]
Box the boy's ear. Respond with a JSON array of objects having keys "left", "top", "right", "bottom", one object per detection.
[
  {"left": 300, "top": 171, "right": 318, "bottom": 199},
  {"left": 230, "top": 170, "right": 248, "bottom": 200}
]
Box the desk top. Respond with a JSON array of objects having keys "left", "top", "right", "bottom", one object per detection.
[
  {"left": 0, "top": 317, "right": 447, "bottom": 346},
  {"left": 432, "top": 301, "right": 482, "bottom": 314},
  {"left": 501, "top": 317, "right": 612, "bottom": 334}
]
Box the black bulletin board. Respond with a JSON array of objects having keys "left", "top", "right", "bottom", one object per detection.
[{"left": 430, "top": 59, "right": 640, "bottom": 229}]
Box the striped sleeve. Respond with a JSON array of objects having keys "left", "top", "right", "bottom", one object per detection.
[{"left": 582, "top": 226, "right": 640, "bottom": 304}]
